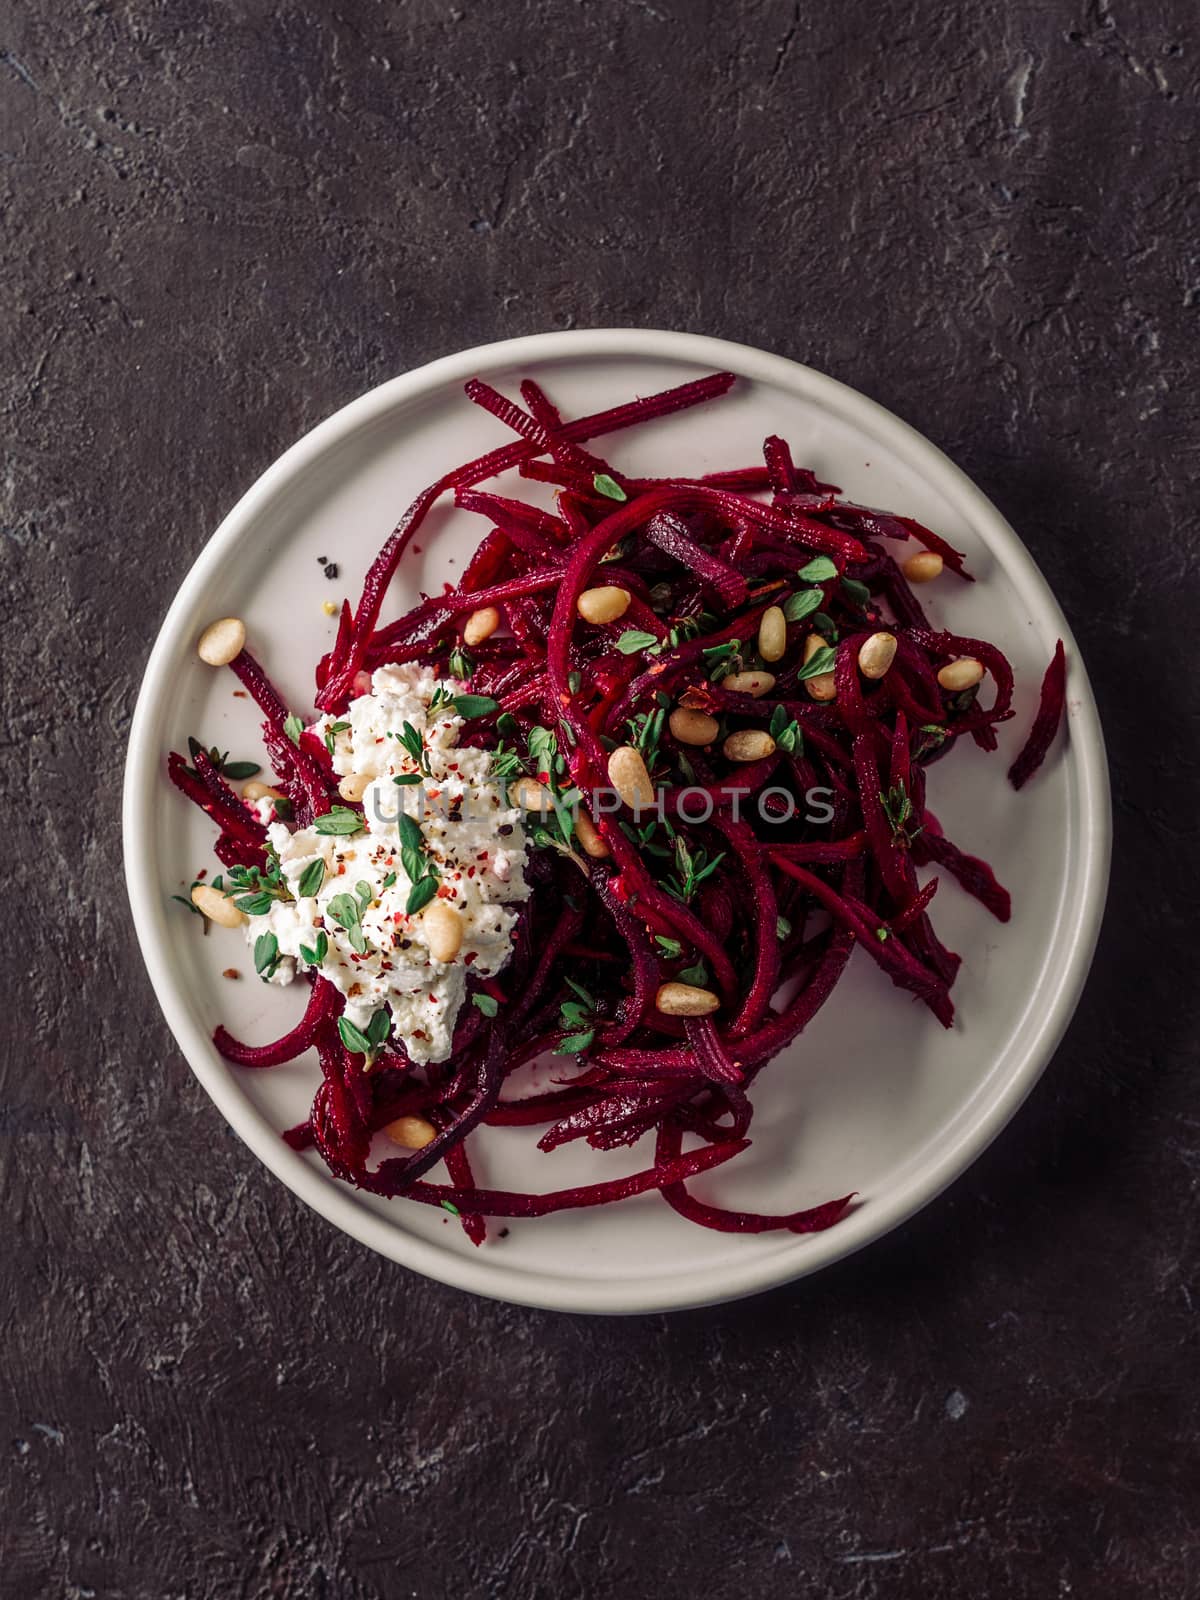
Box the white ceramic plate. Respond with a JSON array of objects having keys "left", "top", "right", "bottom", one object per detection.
[{"left": 123, "top": 330, "right": 1110, "bottom": 1314}]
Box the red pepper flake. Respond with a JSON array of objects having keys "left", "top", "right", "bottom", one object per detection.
[
  {"left": 197, "top": 868, "right": 208, "bottom": 879},
  {"left": 436, "top": 884, "right": 454, "bottom": 899},
  {"left": 463, "top": 952, "right": 477, "bottom": 966},
  {"left": 222, "top": 967, "right": 240, "bottom": 980},
  {"left": 476, "top": 852, "right": 489, "bottom": 862},
  {"left": 232, "top": 690, "right": 247, "bottom": 699}
]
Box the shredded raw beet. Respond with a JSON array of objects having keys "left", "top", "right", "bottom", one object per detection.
[
  {"left": 1008, "top": 638, "right": 1067, "bottom": 790},
  {"left": 171, "top": 370, "right": 1065, "bottom": 1245}
]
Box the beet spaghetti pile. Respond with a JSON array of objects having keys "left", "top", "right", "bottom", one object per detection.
[{"left": 171, "top": 370, "right": 1067, "bottom": 1243}]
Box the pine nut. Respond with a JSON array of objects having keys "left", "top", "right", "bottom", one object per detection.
[
  {"left": 804, "top": 633, "right": 837, "bottom": 703},
  {"left": 577, "top": 586, "right": 632, "bottom": 625},
  {"left": 723, "top": 729, "right": 776, "bottom": 763},
  {"left": 902, "top": 551, "right": 944, "bottom": 584},
  {"left": 669, "top": 707, "right": 719, "bottom": 746},
  {"left": 337, "top": 771, "right": 373, "bottom": 803},
  {"left": 937, "top": 657, "right": 985, "bottom": 692},
  {"left": 463, "top": 606, "right": 500, "bottom": 646},
  {"left": 574, "top": 808, "right": 611, "bottom": 858},
  {"left": 197, "top": 617, "right": 246, "bottom": 666},
  {"left": 510, "top": 776, "right": 550, "bottom": 812},
  {"left": 242, "top": 780, "right": 285, "bottom": 803},
  {"left": 723, "top": 670, "right": 776, "bottom": 698},
  {"left": 758, "top": 605, "right": 787, "bottom": 663},
  {"left": 384, "top": 1114, "right": 437, "bottom": 1149},
  {"left": 190, "top": 884, "right": 246, "bottom": 927},
  {"left": 422, "top": 900, "right": 464, "bottom": 962},
  {"left": 857, "top": 631, "right": 898, "bottom": 681},
  {"left": 656, "top": 981, "right": 720, "bottom": 1017},
  {"left": 608, "top": 745, "right": 655, "bottom": 811}
]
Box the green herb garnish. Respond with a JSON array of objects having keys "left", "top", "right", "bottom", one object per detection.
[
  {"left": 781, "top": 588, "right": 824, "bottom": 623},
  {"left": 298, "top": 930, "right": 329, "bottom": 967},
  {"left": 313, "top": 806, "right": 364, "bottom": 836},
  {"left": 592, "top": 472, "right": 627, "bottom": 502},
  {"left": 254, "top": 931, "right": 281, "bottom": 979},
  {"left": 296, "top": 858, "right": 326, "bottom": 899},
  {"left": 768, "top": 705, "right": 803, "bottom": 755},
  {"left": 797, "top": 556, "right": 838, "bottom": 582},
  {"left": 796, "top": 644, "right": 837, "bottom": 681},
  {"left": 616, "top": 629, "right": 658, "bottom": 655},
  {"left": 450, "top": 694, "right": 500, "bottom": 719}
]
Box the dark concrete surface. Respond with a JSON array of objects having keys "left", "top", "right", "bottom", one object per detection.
[{"left": 2, "top": 2, "right": 1197, "bottom": 1596}]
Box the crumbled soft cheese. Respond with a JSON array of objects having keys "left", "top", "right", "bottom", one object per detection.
[{"left": 241, "top": 663, "right": 529, "bottom": 1065}]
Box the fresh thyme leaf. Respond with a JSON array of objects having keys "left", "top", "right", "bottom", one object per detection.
[
  {"left": 879, "top": 782, "right": 923, "bottom": 846},
  {"left": 472, "top": 993, "right": 499, "bottom": 1018},
  {"left": 381, "top": 871, "right": 397, "bottom": 889},
  {"left": 448, "top": 645, "right": 471, "bottom": 680},
  {"left": 797, "top": 556, "right": 838, "bottom": 582},
  {"left": 337, "top": 1017, "right": 372, "bottom": 1055},
  {"left": 406, "top": 875, "right": 439, "bottom": 915},
  {"left": 365, "top": 1009, "right": 391, "bottom": 1050},
  {"left": 233, "top": 892, "right": 274, "bottom": 916},
  {"left": 841, "top": 576, "right": 872, "bottom": 608},
  {"left": 781, "top": 588, "right": 824, "bottom": 623},
  {"left": 397, "top": 813, "right": 432, "bottom": 889},
  {"left": 677, "top": 961, "right": 708, "bottom": 986},
  {"left": 557, "top": 1029, "right": 595, "bottom": 1055},
  {"left": 440, "top": 1199, "right": 461, "bottom": 1216},
  {"left": 527, "top": 725, "right": 559, "bottom": 778},
  {"left": 355, "top": 880, "right": 373, "bottom": 910},
  {"left": 171, "top": 893, "right": 204, "bottom": 917},
  {"left": 616, "top": 629, "right": 658, "bottom": 654},
  {"left": 284, "top": 714, "right": 305, "bottom": 745},
  {"left": 298, "top": 930, "right": 329, "bottom": 966},
  {"left": 768, "top": 704, "right": 802, "bottom": 754},
  {"left": 254, "top": 932, "right": 280, "bottom": 977},
  {"left": 655, "top": 935, "right": 684, "bottom": 959},
  {"left": 812, "top": 612, "right": 839, "bottom": 644},
  {"left": 776, "top": 915, "right": 792, "bottom": 940},
  {"left": 296, "top": 858, "right": 325, "bottom": 899},
  {"left": 796, "top": 644, "right": 837, "bottom": 681},
  {"left": 451, "top": 694, "right": 500, "bottom": 719},
  {"left": 592, "top": 472, "right": 627, "bottom": 502},
  {"left": 323, "top": 720, "right": 351, "bottom": 756},
  {"left": 393, "top": 721, "right": 426, "bottom": 767},
  {"left": 222, "top": 760, "right": 262, "bottom": 781},
  {"left": 313, "top": 806, "right": 364, "bottom": 836},
  {"left": 327, "top": 893, "right": 361, "bottom": 931}
]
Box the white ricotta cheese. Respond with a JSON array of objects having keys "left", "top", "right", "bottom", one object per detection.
[{"left": 240, "top": 664, "right": 529, "bottom": 1065}]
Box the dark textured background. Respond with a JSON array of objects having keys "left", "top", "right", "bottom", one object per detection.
[{"left": 2, "top": 2, "right": 1197, "bottom": 1596}]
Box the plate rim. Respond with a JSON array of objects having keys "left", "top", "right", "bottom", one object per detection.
[{"left": 122, "top": 327, "right": 1112, "bottom": 1314}]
